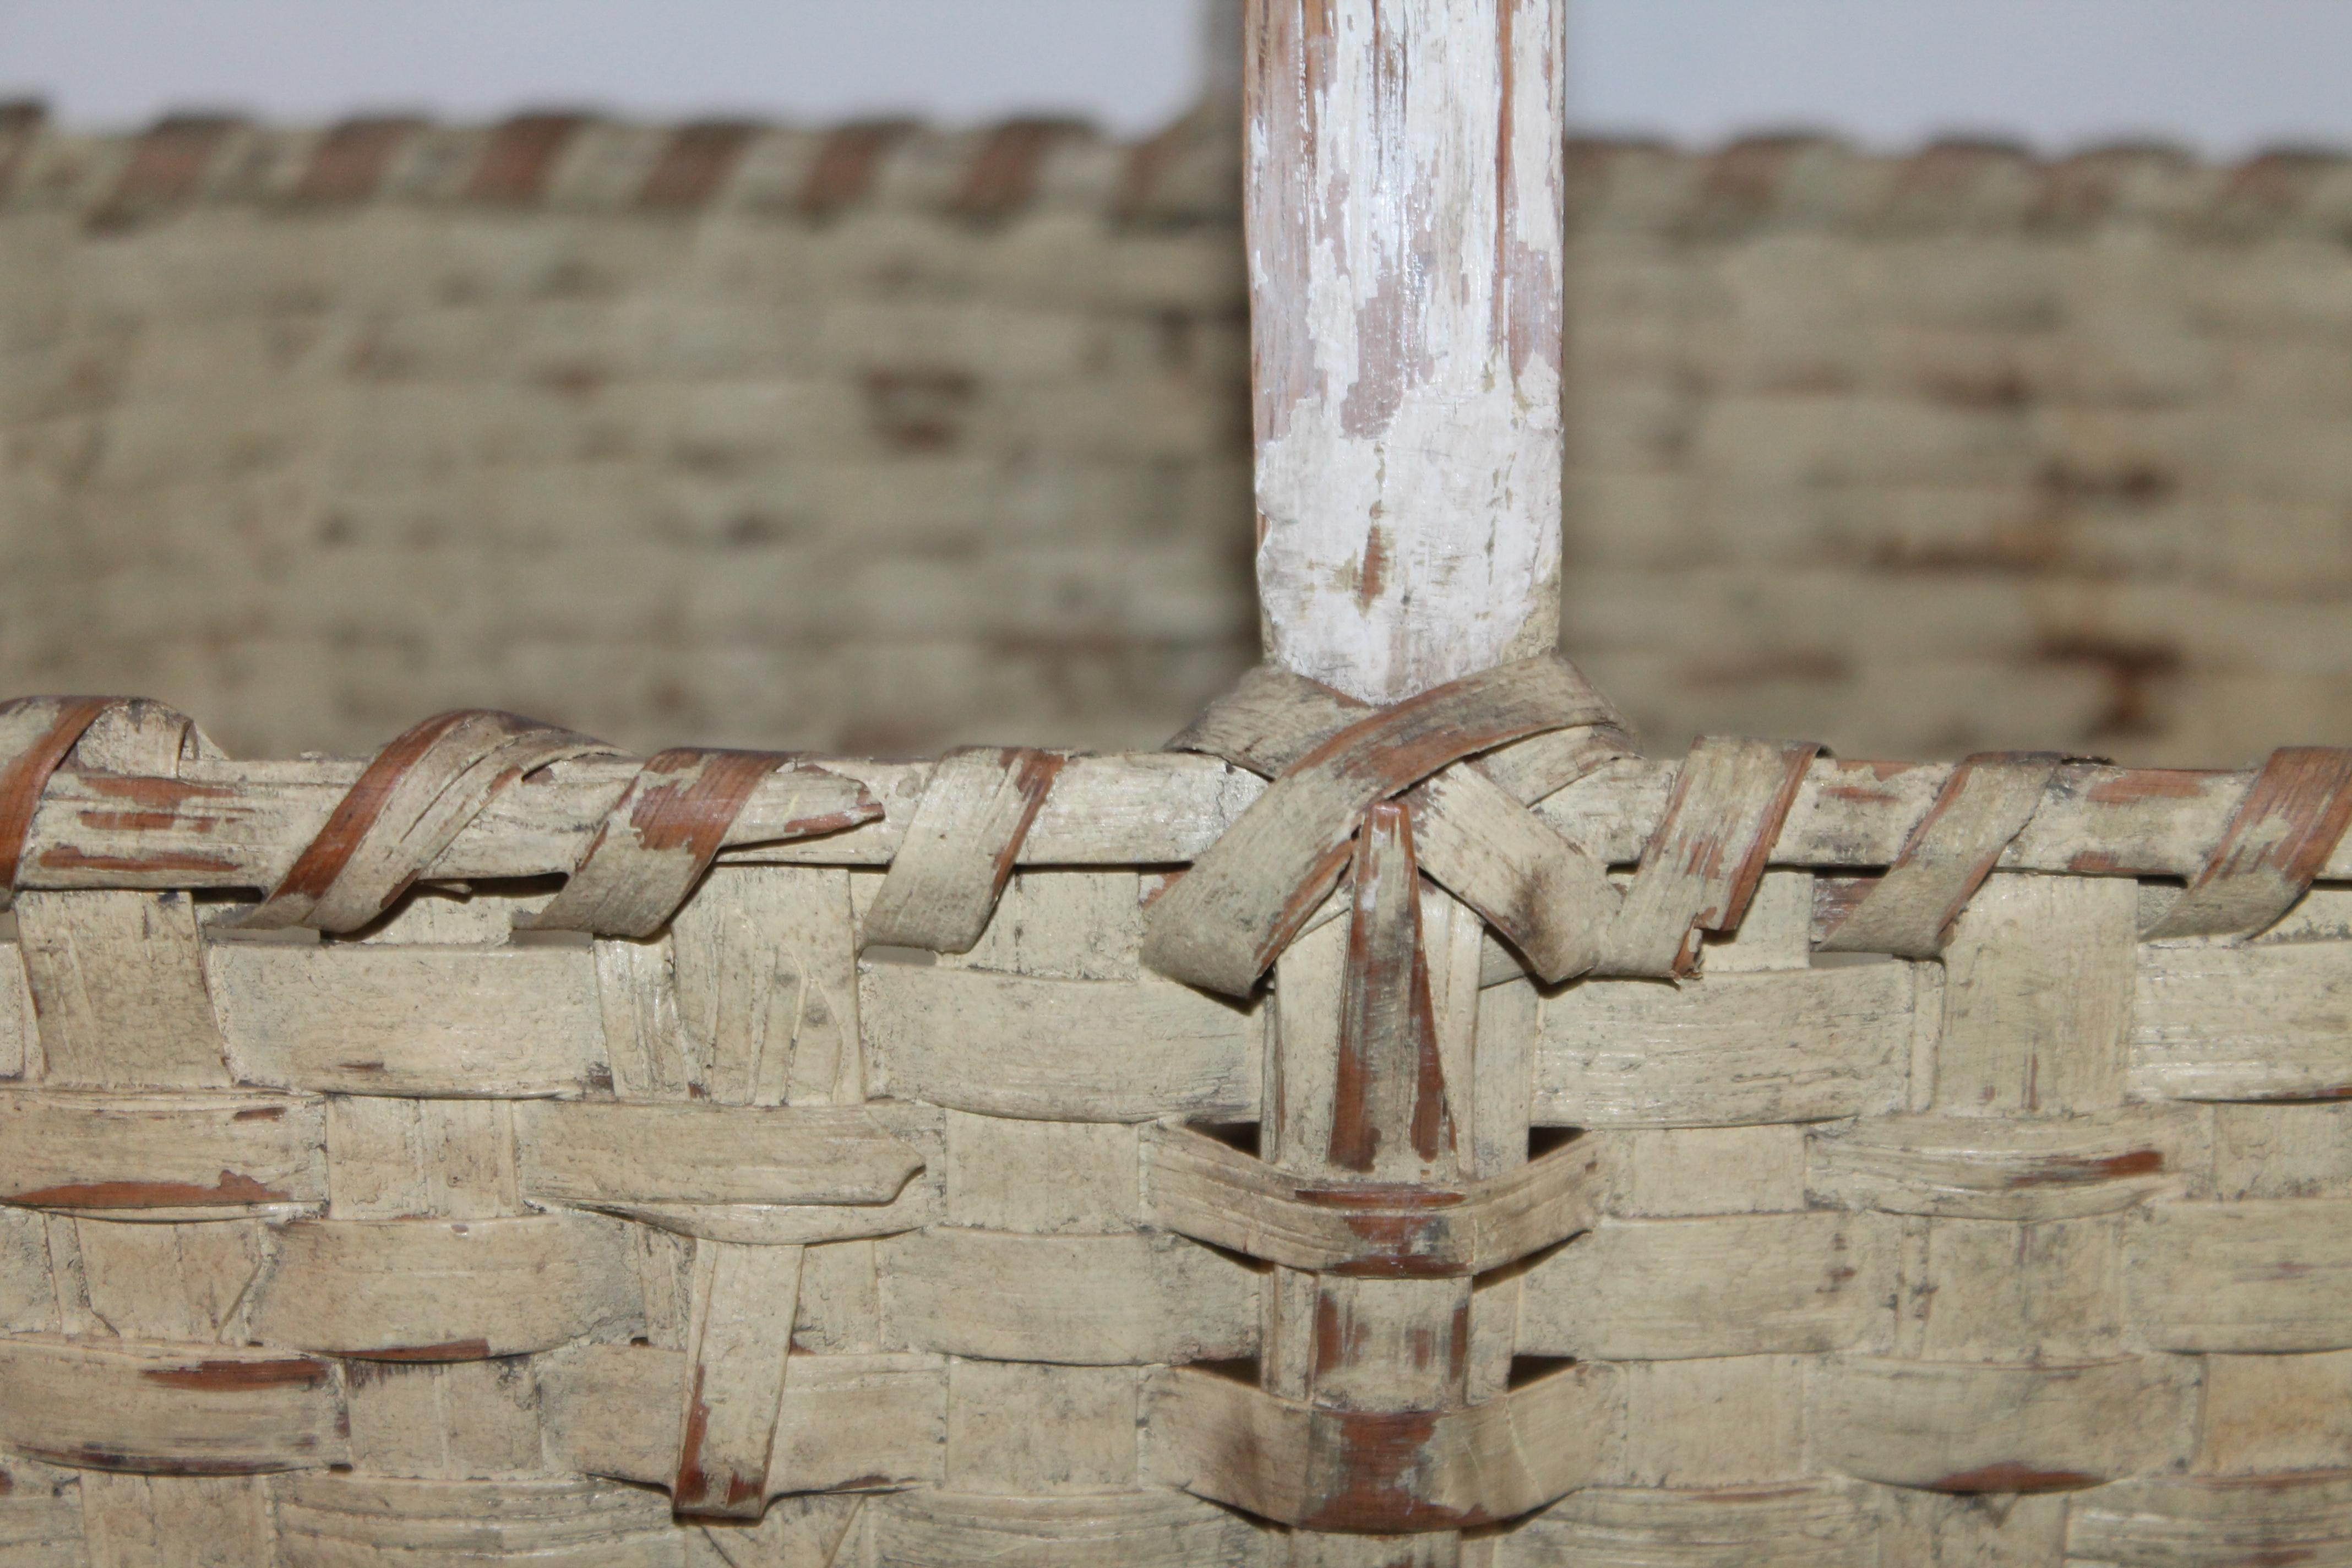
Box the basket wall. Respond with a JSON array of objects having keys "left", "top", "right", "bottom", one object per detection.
[{"left": 0, "top": 695, "right": 2345, "bottom": 1564}]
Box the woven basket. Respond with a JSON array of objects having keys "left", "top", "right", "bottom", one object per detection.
[{"left": 0, "top": 669, "right": 2344, "bottom": 1565}]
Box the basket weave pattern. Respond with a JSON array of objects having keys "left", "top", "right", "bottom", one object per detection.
[{"left": 0, "top": 674, "right": 2348, "bottom": 1564}]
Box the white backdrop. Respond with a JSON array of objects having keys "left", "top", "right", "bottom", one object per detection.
[
  {"left": 1, "top": 0, "right": 2347, "bottom": 155},
  {"left": 1574, "top": 0, "right": 2352, "bottom": 157},
  {"left": 0, "top": 0, "right": 1205, "bottom": 135}
]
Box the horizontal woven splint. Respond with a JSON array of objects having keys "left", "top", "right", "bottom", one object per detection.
[{"left": 1, "top": 662, "right": 2350, "bottom": 1564}]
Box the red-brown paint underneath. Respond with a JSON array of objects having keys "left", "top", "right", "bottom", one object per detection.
[
  {"left": 955, "top": 119, "right": 1082, "bottom": 221},
  {"left": 638, "top": 121, "right": 758, "bottom": 210},
  {"left": 1702, "top": 742, "right": 1820, "bottom": 956},
  {"left": 800, "top": 122, "right": 913, "bottom": 219},
  {"left": 465, "top": 114, "right": 587, "bottom": 204},
  {"left": 2084, "top": 769, "right": 2209, "bottom": 805},
  {"left": 342, "top": 1338, "right": 494, "bottom": 1364},
  {"left": 1310, "top": 1291, "right": 1357, "bottom": 1380},
  {"left": 626, "top": 749, "right": 790, "bottom": 858},
  {"left": 1299, "top": 1409, "right": 1488, "bottom": 1533},
  {"left": 25, "top": 1446, "right": 282, "bottom": 1477},
  {"left": 2192, "top": 747, "right": 2352, "bottom": 895},
  {"left": 989, "top": 749, "right": 1068, "bottom": 895},
  {"left": 1299, "top": 1183, "right": 1465, "bottom": 1211},
  {"left": 0, "top": 697, "right": 117, "bottom": 887},
  {"left": 74, "top": 810, "right": 187, "bottom": 834},
  {"left": 672, "top": 1365, "right": 712, "bottom": 1502},
  {"left": 1928, "top": 1462, "right": 2100, "bottom": 1494},
  {"left": 141, "top": 1355, "right": 333, "bottom": 1392},
  {"left": 293, "top": 118, "right": 424, "bottom": 203},
  {"left": 262, "top": 709, "right": 487, "bottom": 905},
  {"left": 94, "top": 116, "right": 239, "bottom": 224},
  {"left": 671, "top": 1363, "right": 766, "bottom": 1517},
  {"left": 79, "top": 773, "right": 236, "bottom": 807},
  {"left": 36, "top": 845, "right": 237, "bottom": 876},
  {"left": 11, "top": 1171, "right": 290, "bottom": 1208},
  {"left": 1354, "top": 524, "right": 1391, "bottom": 611},
  {"left": 1330, "top": 803, "right": 1451, "bottom": 1173},
  {"left": 2004, "top": 1148, "right": 2163, "bottom": 1189}
]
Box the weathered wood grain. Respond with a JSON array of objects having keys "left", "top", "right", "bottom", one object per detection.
[
  {"left": 75, "top": 1471, "right": 273, "bottom": 1567},
  {"left": 1814, "top": 1354, "right": 2195, "bottom": 1493},
  {"left": 1518, "top": 1213, "right": 1896, "bottom": 1360},
  {"left": 1604, "top": 1124, "right": 1808, "bottom": 1218},
  {"left": 0, "top": 943, "right": 29, "bottom": 1082},
  {"left": 18, "top": 752, "right": 917, "bottom": 886},
  {"left": 538, "top": 1341, "right": 945, "bottom": 1495},
  {"left": 320, "top": 1096, "right": 521, "bottom": 1223},
  {"left": 1874, "top": 1487, "right": 2072, "bottom": 1564},
  {"left": 246, "top": 1213, "right": 636, "bottom": 1360},
  {"left": 1144, "top": 1363, "right": 1612, "bottom": 1533},
  {"left": 1907, "top": 1215, "right": 2130, "bottom": 1364},
  {"left": 67, "top": 1218, "right": 265, "bottom": 1346},
  {"left": 673, "top": 1240, "right": 799, "bottom": 1519},
  {"left": 941, "top": 1110, "right": 1141, "bottom": 1233},
  {"left": 1817, "top": 753, "right": 2060, "bottom": 959},
  {"left": 873, "top": 1488, "right": 1265, "bottom": 1568},
  {"left": 526, "top": 751, "right": 878, "bottom": 939},
  {"left": 861, "top": 964, "right": 1261, "bottom": 1123},
  {"left": 861, "top": 747, "right": 1063, "bottom": 955},
  {"left": 672, "top": 865, "right": 863, "bottom": 1107},
  {"left": 1600, "top": 739, "right": 1819, "bottom": 978},
  {"left": 2197, "top": 1350, "right": 2352, "bottom": 1474},
  {"left": 590, "top": 1170, "right": 944, "bottom": 1249},
  {"left": 879, "top": 1228, "right": 1256, "bottom": 1365},
  {"left": 1246, "top": 0, "right": 1567, "bottom": 699},
  {"left": 0, "top": 697, "right": 134, "bottom": 891},
  {"left": 270, "top": 1474, "right": 680, "bottom": 1561},
  {"left": 516, "top": 1101, "right": 928, "bottom": 1210},
  {"left": 0, "top": 1333, "right": 346, "bottom": 1474},
  {"left": 1501, "top": 1482, "right": 1876, "bottom": 1568},
  {"left": 2213, "top": 1101, "right": 2352, "bottom": 1200},
  {"left": 1935, "top": 873, "right": 2136, "bottom": 1117},
  {"left": 944, "top": 1359, "right": 1142, "bottom": 1495},
  {"left": 210, "top": 941, "right": 604, "bottom": 1098},
  {"left": 2131, "top": 1199, "right": 2352, "bottom": 1352},
  {"left": 16, "top": 890, "right": 230, "bottom": 1090},
  {"left": 239, "top": 709, "right": 616, "bottom": 934},
  {"left": 0, "top": 1478, "right": 84, "bottom": 1563},
  {"left": 1330, "top": 802, "right": 1451, "bottom": 1178},
  {"left": 2133, "top": 938, "right": 2352, "bottom": 1101},
  {"left": 934, "top": 869, "right": 1146, "bottom": 984},
  {"left": 1533, "top": 962, "right": 1918, "bottom": 1128},
  {"left": 0, "top": 1089, "right": 324, "bottom": 1218},
  {"left": 341, "top": 1357, "right": 541, "bottom": 1480},
  {"left": 1610, "top": 1355, "right": 1809, "bottom": 1488},
  {"left": 1409, "top": 761, "right": 1617, "bottom": 982},
  {"left": 1140, "top": 1120, "right": 1601, "bottom": 1277},
  {"left": 1806, "top": 1108, "right": 2197, "bottom": 1221},
  {"left": 2066, "top": 1471, "right": 2352, "bottom": 1564},
  {"left": 2143, "top": 746, "right": 2352, "bottom": 941}
]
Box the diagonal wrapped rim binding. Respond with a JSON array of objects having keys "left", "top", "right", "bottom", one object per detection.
[
  {"left": 240, "top": 710, "right": 622, "bottom": 933},
  {"left": 1144, "top": 653, "right": 1627, "bottom": 997}
]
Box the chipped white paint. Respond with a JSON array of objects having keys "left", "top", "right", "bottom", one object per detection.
[{"left": 1248, "top": 0, "right": 1566, "bottom": 700}]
